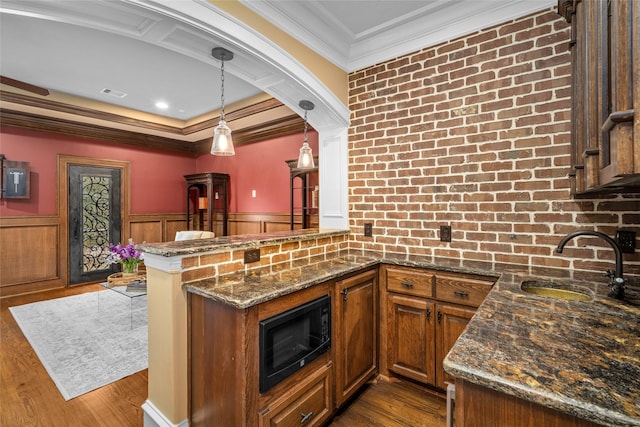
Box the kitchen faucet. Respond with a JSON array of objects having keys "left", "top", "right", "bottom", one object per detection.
[{"left": 556, "top": 230, "right": 625, "bottom": 299}]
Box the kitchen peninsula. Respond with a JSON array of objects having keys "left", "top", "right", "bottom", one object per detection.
[{"left": 138, "top": 229, "right": 639, "bottom": 427}]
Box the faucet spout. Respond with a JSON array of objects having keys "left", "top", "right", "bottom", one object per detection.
[{"left": 556, "top": 230, "right": 625, "bottom": 299}]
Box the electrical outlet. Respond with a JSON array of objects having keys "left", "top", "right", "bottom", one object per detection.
[
  {"left": 616, "top": 230, "right": 636, "bottom": 254},
  {"left": 244, "top": 248, "right": 261, "bottom": 264},
  {"left": 440, "top": 225, "right": 452, "bottom": 242},
  {"left": 364, "top": 223, "right": 373, "bottom": 237}
]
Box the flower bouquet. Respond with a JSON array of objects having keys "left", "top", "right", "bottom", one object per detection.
[
  {"left": 107, "top": 239, "right": 146, "bottom": 288},
  {"left": 108, "top": 240, "right": 144, "bottom": 274}
]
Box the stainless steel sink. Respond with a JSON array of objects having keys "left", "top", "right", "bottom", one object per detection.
[{"left": 520, "top": 280, "right": 593, "bottom": 302}]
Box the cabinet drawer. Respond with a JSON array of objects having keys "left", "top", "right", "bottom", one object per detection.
[
  {"left": 386, "top": 266, "right": 434, "bottom": 298},
  {"left": 434, "top": 273, "right": 494, "bottom": 307},
  {"left": 259, "top": 362, "right": 332, "bottom": 427}
]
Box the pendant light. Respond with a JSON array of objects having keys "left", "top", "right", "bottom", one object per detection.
[
  {"left": 210, "top": 47, "right": 235, "bottom": 156},
  {"left": 297, "top": 100, "right": 315, "bottom": 169}
]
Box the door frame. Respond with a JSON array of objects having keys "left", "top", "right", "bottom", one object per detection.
[{"left": 58, "top": 155, "right": 130, "bottom": 286}]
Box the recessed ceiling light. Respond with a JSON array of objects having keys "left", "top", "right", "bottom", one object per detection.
[{"left": 155, "top": 101, "right": 169, "bottom": 109}]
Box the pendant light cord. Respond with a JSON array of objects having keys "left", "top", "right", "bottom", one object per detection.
[
  {"left": 303, "top": 109, "right": 308, "bottom": 143},
  {"left": 220, "top": 57, "right": 226, "bottom": 121}
]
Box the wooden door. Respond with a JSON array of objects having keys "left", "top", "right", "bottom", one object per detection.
[
  {"left": 387, "top": 294, "right": 435, "bottom": 385},
  {"left": 334, "top": 269, "right": 377, "bottom": 407},
  {"left": 436, "top": 303, "right": 475, "bottom": 389}
]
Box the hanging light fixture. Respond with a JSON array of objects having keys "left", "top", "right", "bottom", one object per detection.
[
  {"left": 210, "top": 47, "right": 235, "bottom": 156},
  {"left": 297, "top": 100, "right": 315, "bottom": 169}
]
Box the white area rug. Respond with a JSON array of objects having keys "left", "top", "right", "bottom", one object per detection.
[{"left": 9, "top": 290, "right": 148, "bottom": 400}]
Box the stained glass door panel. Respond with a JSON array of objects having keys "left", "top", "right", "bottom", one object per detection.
[{"left": 69, "top": 166, "right": 121, "bottom": 285}]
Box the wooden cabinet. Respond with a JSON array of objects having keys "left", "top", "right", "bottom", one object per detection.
[
  {"left": 259, "top": 362, "right": 333, "bottom": 427},
  {"left": 189, "top": 267, "right": 379, "bottom": 426},
  {"left": 333, "top": 268, "right": 378, "bottom": 407},
  {"left": 382, "top": 265, "right": 494, "bottom": 391},
  {"left": 185, "top": 172, "right": 229, "bottom": 236},
  {"left": 559, "top": 0, "right": 640, "bottom": 193},
  {"left": 286, "top": 158, "right": 319, "bottom": 230},
  {"left": 189, "top": 283, "right": 331, "bottom": 427},
  {"left": 454, "top": 379, "right": 601, "bottom": 427}
]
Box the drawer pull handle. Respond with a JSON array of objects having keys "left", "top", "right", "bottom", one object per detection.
[
  {"left": 400, "top": 281, "right": 414, "bottom": 288},
  {"left": 454, "top": 290, "right": 469, "bottom": 297},
  {"left": 300, "top": 411, "right": 314, "bottom": 424}
]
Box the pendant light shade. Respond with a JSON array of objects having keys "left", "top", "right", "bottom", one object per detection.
[
  {"left": 297, "top": 100, "right": 315, "bottom": 169},
  {"left": 210, "top": 47, "right": 235, "bottom": 156},
  {"left": 211, "top": 119, "right": 234, "bottom": 155}
]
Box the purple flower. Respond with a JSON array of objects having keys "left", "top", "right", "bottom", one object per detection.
[{"left": 108, "top": 241, "right": 143, "bottom": 273}]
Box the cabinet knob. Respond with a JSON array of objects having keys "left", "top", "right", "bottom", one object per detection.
[
  {"left": 400, "top": 281, "right": 414, "bottom": 288},
  {"left": 300, "top": 411, "right": 314, "bottom": 424}
]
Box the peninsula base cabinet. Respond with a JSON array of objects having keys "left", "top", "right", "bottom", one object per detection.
[
  {"left": 382, "top": 265, "right": 495, "bottom": 391},
  {"left": 188, "top": 267, "right": 378, "bottom": 427},
  {"left": 454, "top": 379, "right": 602, "bottom": 427}
]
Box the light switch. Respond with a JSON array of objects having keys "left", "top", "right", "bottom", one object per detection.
[{"left": 252, "top": 190, "right": 257, "bottom": 198}]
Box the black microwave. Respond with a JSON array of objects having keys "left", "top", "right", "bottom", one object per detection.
[{"left": 259, "top": 295, "right": 331, "bottom": 393}]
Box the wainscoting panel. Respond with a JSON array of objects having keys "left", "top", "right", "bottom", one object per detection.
[
  {"left": 0, "top": 217, "right": 62, "bottom": 297},
  {"left": 130, "top": 219, "right": 163, "bottom": 244},
  {"left": 129, "top": 214, "right": 186, "bottom": 244},
  {"left": 167, "top": 219, "right": 188, "bottom": 241},
  {"left": 1, "top": 211, "right": 315, "bottom": 297},
  {"left": 228, "top": 212, "right": 317, "bottom": 235}
]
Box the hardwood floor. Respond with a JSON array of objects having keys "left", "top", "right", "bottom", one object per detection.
[
  {"left": 1, "top": 284, "right": 147, "bottom": 427},
  {"left": 2, "top": 285, "right": 447, "bottom": 427},
  {"left": 329, "top": 378, "right": 447, "bottom": 427}
]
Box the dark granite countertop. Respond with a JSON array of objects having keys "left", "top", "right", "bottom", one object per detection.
[
  {"left": 184, "top": 253, "right": 380, "bottom": 308},
  {"left": 444, "top": 271, "right": 640, "bottom": 427},
  {"left": 181, "top": 244, "right": 639, "bottom": 427}
]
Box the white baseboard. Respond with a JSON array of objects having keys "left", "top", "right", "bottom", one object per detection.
[{"left": 142, "top": 400, "right": 188, "bottom": 427}]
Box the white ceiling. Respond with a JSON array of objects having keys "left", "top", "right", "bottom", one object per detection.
[{"left": 0, "top": 0, "right": 555, "bottom": 124}]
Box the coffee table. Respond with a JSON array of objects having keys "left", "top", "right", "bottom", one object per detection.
[{"left": 98, "top": 282, "right": 147, "bottom": 329}]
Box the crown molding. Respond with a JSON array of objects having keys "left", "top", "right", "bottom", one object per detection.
[{"left": 1, "top": 93, "right": 305, "bottom": 154}]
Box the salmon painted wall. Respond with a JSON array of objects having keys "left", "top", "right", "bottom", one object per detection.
[
  {"left": 0, "top": 126, "right": 195, "bottom": 216},
  {"left": 0, "top": 126, "right": 318, "bottom": 217},
  {"left": 197, "top": 130, "right": 318, "bottom": 213}
]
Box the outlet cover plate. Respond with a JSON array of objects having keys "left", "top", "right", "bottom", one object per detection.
[
  {"left": 440, "top": 225, "right": 452, "bottom": 242},
  {"left": 244, "top": 248, "right": 261, "bottom": 264},
  {"left": 364, "top": 223, "right": 373, "bottom": 237},
  {"left": 616, "top": 230, "right": 636, "bottom": 254}
]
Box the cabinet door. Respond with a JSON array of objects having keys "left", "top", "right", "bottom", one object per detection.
[
  {"left": 436, "top": 304, "right": 475, "bottom": 390},
  {"left": 334, "top": 269, "right": 378, "bottom": 407},
  {"left": 387, "top": 294, "right": 436, "bottom": 386},
  {"left": 560, "top": 0, "right": 639, "bottom": 192}
]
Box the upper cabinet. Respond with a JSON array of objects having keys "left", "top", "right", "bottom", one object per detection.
[{"left": 559, "top": 0, "right": 639, "bottom": 194}]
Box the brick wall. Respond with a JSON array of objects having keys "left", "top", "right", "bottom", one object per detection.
[
  {"left": 180, "top": 232, "right": 349, "bottom": 283},
  {"left": 348, "top": 7, "right": 640, "bottom": 276}
]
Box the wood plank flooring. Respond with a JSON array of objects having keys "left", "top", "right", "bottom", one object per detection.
[
  {"left": 1, "top": 284, "right": 147, "bottom": 427},
  {"left": 329, "top": 378, "right": 447, "bottom": 427},
  {"left": 2, "top": 285, "right": 447, "bottom": 427}
]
